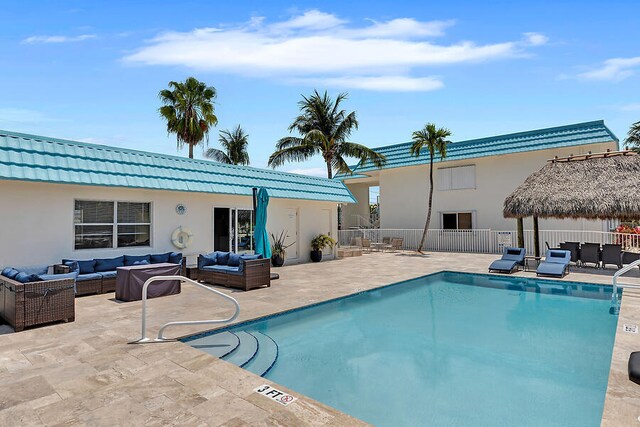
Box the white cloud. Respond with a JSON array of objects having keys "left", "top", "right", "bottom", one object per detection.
[
  {"left": 300, "top": 75, "right": 444, "bottom": 92},
  {"left": 578, "top": 56, "right": 640, "bottom": 82},
  {"left": 123, "top": 10, "right": 545, "bottom": 92},
  {"left": 22, "top": 34, "right": 97, "bottom": 44},
  {"left": 523, "top": 32, "right": 548, "bottom": 46},
  {"left": 285, "top": 167, "right": 327, "bottom": 177}
]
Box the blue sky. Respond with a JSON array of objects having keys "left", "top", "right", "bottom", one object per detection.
[{"left": 1, "top": 1, "right": 639, "bottom": 177}]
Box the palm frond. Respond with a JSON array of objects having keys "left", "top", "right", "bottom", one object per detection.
[{"left": 204, "top": 148, "right": 232, "bottom": 164}]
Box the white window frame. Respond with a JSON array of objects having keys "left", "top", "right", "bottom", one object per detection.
[
  {"left": 440, "top": 211, "right": 476, "bottom": 230},
  {"left": 73, "top": 199, "right": 153, "bottom": 251},
  {"left": 212, "top": 205, "right": 254, "bottom": 254},
  {"left": 437, "top": 165, "right": 476, "bottom": 191}
]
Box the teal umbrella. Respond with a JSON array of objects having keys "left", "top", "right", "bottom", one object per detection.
[{"left": 254, "top": 188, "right": 272, "bottom": 258}]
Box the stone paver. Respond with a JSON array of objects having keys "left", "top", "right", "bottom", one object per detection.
[{"left": 0, "top": 252, "right": 638, "bottom": 426}]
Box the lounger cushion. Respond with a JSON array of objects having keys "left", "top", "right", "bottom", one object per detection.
[
  {"left": 489, "top": 259, "right": 518, "bottom": 272},
  {"left": 14, "top": 272, "right": 43, "bottom": 283},
  {"left": 216, "top": 251, "right": 231, "bottom": 265},
  {"left": 2, "top": 267, "right": 19, "bottom": 279},
  {"left": 150, "top": 252, "right": 171, "bottom": 264},
  {"left": 77, "top": 272, "right": 103, "bottom": 282},
  {"left": 168, "top": 252, "right": 183, "bottom": 264},
  {"left": 98, "top": 271, "right": 118, "bottom": 279},
  {"left": 95, "top": 256, "right": 125, "bottom": 272},
  {"left": 124, "top": 254, "right": 151, "bottom": 266},
  {"left": 537, "top": 262, "right": 566, "bottom": 277},
  {"left": 198, "top": 253, "right": 217, "bottom": 269},
  {"left": 63, "top": 259, "right": 97, "bottom": 274}
]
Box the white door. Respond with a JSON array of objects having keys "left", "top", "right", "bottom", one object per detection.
[
  {"left": 320, "top": 209, "right": 333, "bottom": 257},
  {"left": 284, "top": 208, "right": 299, "bottom": 260}
]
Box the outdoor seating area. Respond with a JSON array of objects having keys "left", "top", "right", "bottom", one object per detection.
[
  {"left": 197, "top": 251, "right": 271, "bottom": 291},
  {"left": 344, "top": 236, "right": 405, "bottom": 253},
  {"left": 554, "top": 242, "right": 637, "bottom": 269}
]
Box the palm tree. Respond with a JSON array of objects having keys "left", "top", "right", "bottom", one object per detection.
[
  {"left": 626, "top": 121, "right": 640, "bottom": 151},
  {"left": 158, "top": 77, "right": 218, "bottom": 159},
  {"left": 410, "top": 123, "right": 452, "bottom": 253},
  {"left": 205, "top": 125, "right": 250, "bottom": 165},
  {"left": 268, "top": 90, "right": 386, "bottom": 179}
]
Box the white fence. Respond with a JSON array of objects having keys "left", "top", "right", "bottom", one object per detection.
[{"left": 338, "top": 228, "right": 640, "bottom": 254}]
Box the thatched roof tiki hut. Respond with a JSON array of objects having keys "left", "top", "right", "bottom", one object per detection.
[{"left": 503, "top": 150, "right": 640, "bottom": 257}]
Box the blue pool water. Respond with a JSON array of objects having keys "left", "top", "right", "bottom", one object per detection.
[{"left": 185, "top": 272, "right": 618, "bottom": 426}]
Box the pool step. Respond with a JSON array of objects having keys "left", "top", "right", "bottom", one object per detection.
[
  {"left": 243, "top": 332, "right": 279, "bottom": 377},
  {"left": 187, "top": 331, "right": 239, "bottom": 358},
  {"left": 223, "top": 331, "right": 259, "bottom": 367}
]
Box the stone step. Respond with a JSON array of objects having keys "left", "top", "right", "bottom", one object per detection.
[{"left": 186, "top": 331, "right": 239, "bottom": 359}]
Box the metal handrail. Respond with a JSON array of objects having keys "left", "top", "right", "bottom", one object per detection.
[
  {"left": 133, "top": 275, "right": 240, "bottom": 343},
  {"left": 611, "top": 259, "right": 640, "bottom": 313}
]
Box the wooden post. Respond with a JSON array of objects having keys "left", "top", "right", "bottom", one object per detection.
[
  {"left": 517, "top": 217, "right": 524, "bottom": 248},
  {"left": 533, "top": 216, "right": 540, "bottom": 258}
]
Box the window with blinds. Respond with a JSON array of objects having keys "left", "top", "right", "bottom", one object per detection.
[
  {"left": 74, "top": 200, "right": 151, "bottom": 249},
  {"left": 437, "top": 165, "right": 476, "bottom": 191}
]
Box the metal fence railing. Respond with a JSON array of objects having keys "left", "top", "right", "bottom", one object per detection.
[{"left": 338, "top": 228, "right": 640, "bottom": 255}]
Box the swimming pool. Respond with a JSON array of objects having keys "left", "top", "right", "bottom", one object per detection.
[{"left": 184, "top": 272, "right": 619, "bottom": 426}]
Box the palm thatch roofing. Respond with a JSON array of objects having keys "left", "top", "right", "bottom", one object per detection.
[{"left": 504, "top": 151, "right": 640, "bottom": 220}]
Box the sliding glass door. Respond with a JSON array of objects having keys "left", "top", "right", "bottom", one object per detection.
[{"left": 213, "top": 207, "right": 254, "bottom": 253}]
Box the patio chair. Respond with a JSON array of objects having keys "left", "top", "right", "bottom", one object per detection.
[
  {"left": 384, "top": 238, "right": 404, "bottom": 252},
  {"left": 537, "top": 249, "right": 571, "bottom": 278},
  {"left": 488, "top": 247, "right": 526, "bottom": 274},
  {"left": 559, "top": 242, "right": 580, "bottom": 265},
  {"left": 601, "top": 244, "right": 623, "bottom": 269},
  {"left": 382, "top": 237, "right": 391, "bottom": 245},
  {"left": 580, "top": 243, "right": 601, "bottom": 268},
  {"left": 361, "top": 238, "right": 372, "bottom": 253},
  {"left": 350, "top": 236, "right": 363, "bottom": 248}
]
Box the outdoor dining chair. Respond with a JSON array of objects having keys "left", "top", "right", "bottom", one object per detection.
[
  {"left": 580, "top": 243, "right": 601, "bottom": 268},
  {"left": 559, "top": 242, "right": 580, "bottom": 265},
  {"left": 362, "top": 238, "right": 372, "bottom": 253},
  {"left": 601, "top": 244, "right": 623, "bottom": 269}
]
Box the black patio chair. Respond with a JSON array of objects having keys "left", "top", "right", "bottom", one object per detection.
[
  {"left": 580, "top": 243, "right": 601, "bottom": 268},
  {"left": 559, "top": 242, "right": 581, "bottom": 265},
  {"left": 601, "top": 244, "right": 623, "bottom": 269}
]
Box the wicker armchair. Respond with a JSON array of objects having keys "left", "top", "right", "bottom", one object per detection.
[
  {"left": 197, "top": 257, "right": 270, "bottom": 291},
  {"left": 0, "top": 275, "right": 75, "bottom": 331}
]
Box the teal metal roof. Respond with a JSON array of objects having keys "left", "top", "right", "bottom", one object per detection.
[
  {"left": 0, "top": 130, "right": 356, "bottom": 203},
  {"left": 337, "top": 120, "right": 619, "bottom": 180}
]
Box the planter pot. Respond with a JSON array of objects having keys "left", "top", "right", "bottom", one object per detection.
[
  {"left": 310, "top": 250, "right": 323, "bottom": 262},
  {"left": 271, "top": 253, "right": 285, "bottom": 267}
]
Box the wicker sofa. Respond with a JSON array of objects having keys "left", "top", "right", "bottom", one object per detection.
[
  {"left": 57, "top": 252, "right": 186, "bottom": 296},
  {"left": 197, "top": 252, "right": 270, "bottom": 291},
  {"left": 0, "top": 273, "right": 75, "bottom": 331}
]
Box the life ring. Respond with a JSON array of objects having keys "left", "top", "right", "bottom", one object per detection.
[{"left": 171, "top": 226, "right": 193, "bottom": 249}]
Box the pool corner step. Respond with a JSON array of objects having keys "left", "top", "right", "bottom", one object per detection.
[
  {"left": 243, "top": 332, "right": 279, "bottom": 377},
  {"left": 222, "top": 331, "right": 259, "bottom": 367},
  {"left": 187, "top": 331, "right": 240, "bottom": 359}
]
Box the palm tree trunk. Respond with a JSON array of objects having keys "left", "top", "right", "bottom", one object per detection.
[
  {"left": 418, "top": 156, "right": 434, "bottom": 252},
  {"left": 189, "top": 143, "right": 194, "bottom": 159},
  {"left": 326, "top": 161, "right": 333, "bottom": 179}
]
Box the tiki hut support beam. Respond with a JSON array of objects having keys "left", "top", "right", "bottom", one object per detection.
[
  {"left": 517, "top": 217, "right": 524, "bottom": 248},
  {"left": 533, "top": 216, "right": 540, "bottom": 258}
]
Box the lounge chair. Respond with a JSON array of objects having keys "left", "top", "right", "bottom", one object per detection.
[
  {"left": 580, "top": 243, "right": 601, "bottom": 268},
  {"left": 537, "top": 250, "right": 571, "bottom": 277},
  {"left": 488, "top": 247, "right": 526, "bottom": 273},
  {"left": 601, "top": 244, "right": 622, "bottom": 269}
]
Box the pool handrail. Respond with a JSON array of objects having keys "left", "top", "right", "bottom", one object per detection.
[
  {"left": 611, "top": 258, "right": 640, "bottom": 313},
  {"left": 133, "top": 275, "right": 240, "bottom": 343}
]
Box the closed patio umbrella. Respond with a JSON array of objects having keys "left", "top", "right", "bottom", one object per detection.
[{"left": 254, "top": 187, "right": 272, "bottom": 258}]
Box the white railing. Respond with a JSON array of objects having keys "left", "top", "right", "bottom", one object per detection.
[
  {"left": 349, "top": 214, "right": 379, "bottom": 229},
  {"left": 133, "top": 276, "right": 240, "bottom": 343},
  {"left": 611, "top": 258, "right": 640, "bottom": 314},
  {"left": 338, "top": 228, "right": 640, "bottom": 255}
]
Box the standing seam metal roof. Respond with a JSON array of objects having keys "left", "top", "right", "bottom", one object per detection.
[
  {"left": 336, "top": 120, "right": 619, "bottom": 180},
  {"left": 0, "top": 130, "right": 356, "bottom": 203}
]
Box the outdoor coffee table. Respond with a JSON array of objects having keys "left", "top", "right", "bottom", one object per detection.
[
  {"left": 115, "top": 263, "right": 181, "bottom": 302},
  {"left": 370, "top": 242, "right": 385, "bottom": 252}
]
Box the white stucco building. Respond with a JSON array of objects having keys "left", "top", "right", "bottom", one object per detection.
[
  {"left": 339, "top": 120, "right": 619, "bottom": 233},
  {"left": 0, "top": 130, "right": 355, "bottom": 267}
]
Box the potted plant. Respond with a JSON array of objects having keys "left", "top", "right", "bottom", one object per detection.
[
  {"left": 310, "top": 234, "right": 336, "bottom": 262},
  {"left": 270, "top": 230, "right": 294, "bottom": 267}
]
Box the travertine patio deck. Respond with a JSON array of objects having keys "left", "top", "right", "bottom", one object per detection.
[{"left": 0, "top": 252, "right": 638, "bottom": 426}]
